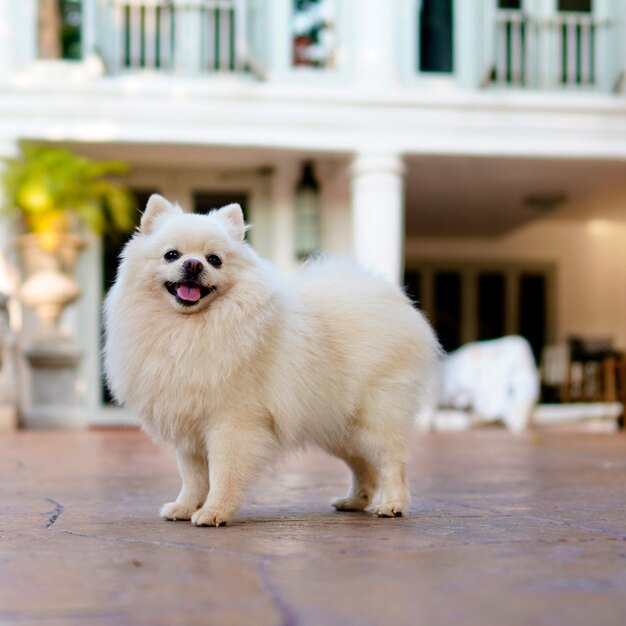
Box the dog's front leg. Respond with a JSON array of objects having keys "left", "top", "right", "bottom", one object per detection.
[
  {"left": 191, "top": 420, "right": 276, "bottom": 527},
  {"left": 160, "top": 448, "right": 209, "bottom": 521}
]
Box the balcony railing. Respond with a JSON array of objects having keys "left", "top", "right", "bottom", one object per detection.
[
  {"left": 493, "top": 9, "right": 609, "bottom": 89},
  {"left": 102, "top": 0, "right": 244, "bottom": 74},
  {"left": 494, "top": 9, "right": 530, "bottom": 86},
  {"left": 113, "top": 0, "right": 174, "bottom": 70},
  {"left": 555, "top": 12, "right": 597, "bottom": 87}
]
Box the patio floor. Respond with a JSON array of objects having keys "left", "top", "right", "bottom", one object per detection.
[{"left": 0, "top": 429, "right": 625, "bottom": 626}]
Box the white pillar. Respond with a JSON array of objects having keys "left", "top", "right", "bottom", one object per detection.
[
  {"left": 0, "top": 140, "right": 19, "bottom": 295},
  {"left": 174, "top": 0, "right": 202, "bottom": 74},
  {"left": 268, "top": 0, "right": 291, "bottom": 78},
  {"left": 0, "top": 0, "right": 37, "bottom": 74},
  {"left": 81, "top": 0, "right": 97, "bottom": 59},
  {"left": 351, "top": 0, "right": 400, "bottom": 88},
  {"left": 595, "top": 0, "right": 617, "bottom": 93},
  {"left": 455, "top": 0, "right": 485, "bottom": 89},
  {"left": 0, "top": 0, "right": 13, "bottom": 76},
  {"left": 0, "top": 139, "right": 17, "bottom": 430},
  {"left": 271, "top": 160, "right": 298, "bottom": 276},
  {"left": 350, "top": 153, "right": 405, "bottom": 284}
]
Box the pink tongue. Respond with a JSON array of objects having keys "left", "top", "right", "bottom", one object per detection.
[{"left": 177, "top": 284, "right": 201, "bottom": 302}]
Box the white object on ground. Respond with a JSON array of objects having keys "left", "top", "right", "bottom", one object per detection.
[
  {"left": 435, "top": 336, "right": 540, "bottom": 433},
  {"left": 532, "top": 402, "right": 623, "bottom": 425}
]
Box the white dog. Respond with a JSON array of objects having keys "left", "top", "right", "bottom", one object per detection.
[
  {"left": 104, "top": 195, "right": 439, "bottom": 526},
  {"left": 434, "top": 336, "right": 540, "bottom": 433}
]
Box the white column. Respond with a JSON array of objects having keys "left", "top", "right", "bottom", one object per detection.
[
  {"left": 350, "top": 153, "right": 405, "bottom": 284},
  {"left": 174, "top": 0, "right": 202, "bottom": 74},
  {"left": 81, "top": 0, "right": 97, "bottom": 58},
  {"left": 0, "top": 0, "right": 13, "bottom": 76},
  {"left": 0, "top": 140, "right": 19, "bottom": 295},
  {"left": 1, "top": 0, "right": 38, "bottom": 74},
  {"left": 455, "top": 0, "right": 485, "bottom": 88},
  {"left": 595, "top": 0, "right": 616, "bottom": 93},
  {"left": 271, "top": 160, "right": 298, "bottom": 276},
  {"left": 268, "top": 0, "right": 290, "bottom": 78},
  {"left": 0, "top": 139, "right": 18, "bottom": 431},
  {"left": 234, "top": 0, "right": 248, "bottom": 71},
  {"left": 537, "top": 0, "right": 555, "bottom": 89},
  {"left": 351, "top": 0, "right": 400, "bottom": 88}
]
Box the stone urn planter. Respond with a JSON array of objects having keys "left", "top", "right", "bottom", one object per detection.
[
  {"left": 15, "top": 233, "right": 86, "bottom": 429},
  {"left": 16, "top": 233, "right": 85, "bottom": 337},
  {"left": 0, "top": 293, "right": 18, "bottom": 432},
  {"left": 2, "top": 143, "right": 135, "bottom": 428}
]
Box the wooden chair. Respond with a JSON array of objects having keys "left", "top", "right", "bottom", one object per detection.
[
  {"left": 603, "top": 355, "right": 626, "bottom": 402},
  {"left": 542, "top": 339, "right": 624, "bottom": 407},
  {"left": 561, "top": 338, "right": 617, "bottom": 403}
]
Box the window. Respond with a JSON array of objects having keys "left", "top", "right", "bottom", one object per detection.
[
  {"left": 38, "top": 0, "right": 82, "bottom": 60},
  {"left": 404, "top": 263, "right": 554, "bottom": 360},
  {"left": 478, "top": 273, "right": 506, "bottom": 341},
  {"left": 193, "top": 192, "right": 248, "bottom": 219},
  {"left": 292, "top": 0, "right": 337, "bottom": 69},
  {"left": 404, "top": 270, "right": 422, "bottom": 305},
  {"left": 558, "top": 0, "right": 592, "bottom": 12},
  {"left": 518, "top": 273, "right": 547, "bottom": 361},
  {"left": 193, "top": 191, "right": 249, "bottom": 239},
  {"left": 101, "top": 188, "right": 153, "bottom": 404},
  {"left": 498, "top": 0, "right": 522, "bottom": 9},
  {"left": 418, "top": 0, "right": 454, "bottom": 73},
  {"left": 434, "top": 271, "right": 462, "bottom": 353},
  {"left": 59, "top": 0, "right": 82, "bottom": 59}
]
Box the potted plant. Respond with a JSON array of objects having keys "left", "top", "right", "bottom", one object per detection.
[
  {"left": 1, "top": 143, "right": 135, "bottom": 428},
  {"left": 1, "top": 142, "right": 135, "bottom": 337}
]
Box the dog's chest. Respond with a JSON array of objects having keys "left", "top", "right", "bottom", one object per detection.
[{"left": 124, "top": 322, "right": 246, "bottom": 438}]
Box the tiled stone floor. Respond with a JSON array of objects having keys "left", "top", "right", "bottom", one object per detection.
[{"left": 0, "top": 429, "right": 625, "bottom": 626}]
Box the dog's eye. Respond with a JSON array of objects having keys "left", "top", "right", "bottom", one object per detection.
[
  {"left": 164, "top": 250, "right": 181, "bottom": 262},
  {"left": 206, "top": 254, "right": 222, "bottom": 268}
]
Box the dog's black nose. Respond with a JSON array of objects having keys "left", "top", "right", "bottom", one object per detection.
[{"left": 182, "top": 258, "right": 204, "bottom": 276}]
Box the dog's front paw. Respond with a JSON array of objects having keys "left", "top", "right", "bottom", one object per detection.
[
  {"left": 375, "top": 503, "right": 405, "bottom": 518},
  {"left": 159, "top": 501, "right": 199, "bottom": 521},
  {"left": 191, "top": 506, "right": 231, "bottom": 527}
]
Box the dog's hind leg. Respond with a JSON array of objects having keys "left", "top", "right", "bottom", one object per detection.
[
  {"left": 374, "top": 461, "right": 409, "bottom": 517},
  {"left": 352, "top": 381, "right": 415, "bottom": 518},
  {"left": 331, "top": 455, "right": 379, "bottom": 512}
]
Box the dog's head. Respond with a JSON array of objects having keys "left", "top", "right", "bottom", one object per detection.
[{"left": 123, "top": 194, "right": 252, "bottom": 314}]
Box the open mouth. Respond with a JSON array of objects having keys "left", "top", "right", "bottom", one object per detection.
[{"left": 165, "top": 281, "right": 216, "bottom": 307}]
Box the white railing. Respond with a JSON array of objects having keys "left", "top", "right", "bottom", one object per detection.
[
  {"left": 493, "top": 9, "right": 609, "bottom": 89},
  {"left": 113, "top": 0, "right": 174, "bottom": 70},
  {"left": 553, "top": 12, "right": 597, "bottom": 87},
  {"left": 104, "top": 0, "right": 243, "bottom": 73},
  {"left": 494, "top": 9, "right": 532, "bottom": 86},
  {"left": 199, "top": 0, "right": 238, "bottom": 71}
]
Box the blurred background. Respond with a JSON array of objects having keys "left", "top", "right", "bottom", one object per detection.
[{"left": 0, "top": 0, "right": 625, "bottom": 433}]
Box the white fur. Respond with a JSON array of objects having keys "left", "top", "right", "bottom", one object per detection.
[
  {"left": 104, "top": 196, "right": 440, "bottom": 525},
  {"left": 435, "top": 335, "right": 540, "bottom": 433}
]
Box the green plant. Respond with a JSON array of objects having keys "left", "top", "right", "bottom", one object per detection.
[{"left": 1, "top": 143, "right": 135, "bottom": 249}]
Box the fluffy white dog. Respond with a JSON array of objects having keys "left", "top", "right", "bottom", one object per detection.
[
  {"left": 104, "top": 195, "right": 439, "bottom": 526},
  {"left": 434, "top": 335, "right": 540, "bottom": 433}
]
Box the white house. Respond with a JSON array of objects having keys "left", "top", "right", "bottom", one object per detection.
[{"left": 0, "top": 0, "right": 625, "bottom": 426}]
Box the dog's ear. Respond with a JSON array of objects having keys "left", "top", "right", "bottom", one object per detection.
[
  {"left": 214, "top": 203, "right": 246, "bottom": 241},
  {"left": 140, "top": 194, "right": 182, "bottom": 234}
]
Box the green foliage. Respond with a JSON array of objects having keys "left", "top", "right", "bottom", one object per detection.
[{"left": 1, "top": 143, "right": 135, "bottom": 238}]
